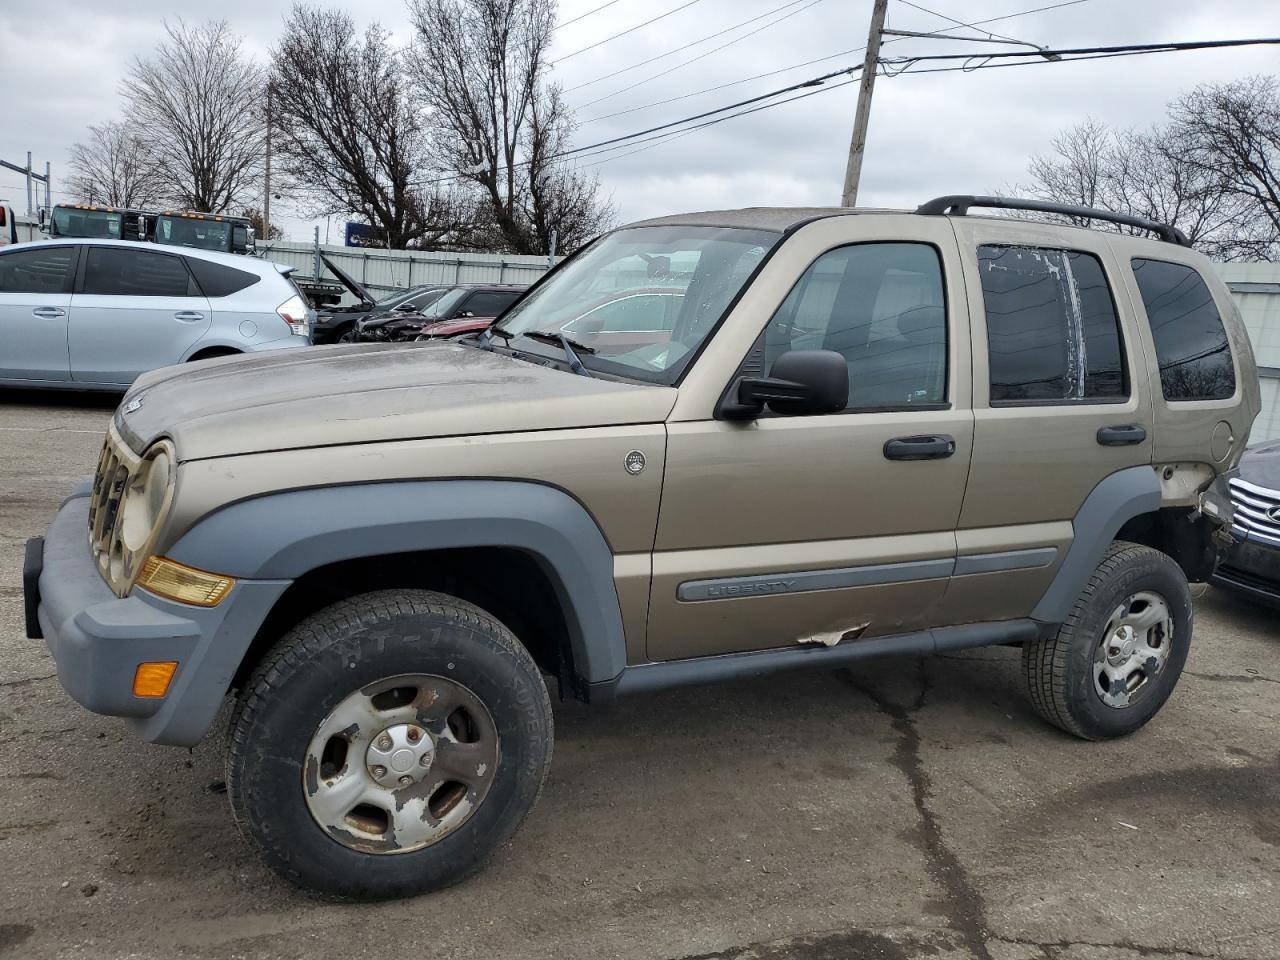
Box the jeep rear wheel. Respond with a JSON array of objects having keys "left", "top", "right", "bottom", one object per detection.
[
  {"left": 1021, "top": 541, "right": 1192, "bottom": 740},
  {"left": 226, "top": 589, "right": 553, "bottom": 900}
]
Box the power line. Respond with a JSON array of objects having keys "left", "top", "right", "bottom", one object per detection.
[
  {"left": 881, "top": 35, "right": 1280, "bottom": 73},
  {"left": 566, "top": 0, "right": 815, "bottom": 93},
  {"left": 576, "top": 0, "right": 1093, "bottom": 123},
  {"left": 576, "top": 76, "right": 861, "bottom": 166},
  {"left": 556, "top": 0, "right": 627, "bottom": 31},
  {"left": 419, "top": 32, "right": 1280, "bottom": 191},
  {"left": 409, "top": 65, "right": 859, "bottom": 186},
  {"left": 582, "top": 47, "right": 858, "bottom": 123},
  {"left": 553, "top": 0, "right": 707, "bottom": 64},
  {"left": 898, "top": 0, "right": 1033, "bottom": 46},
  {"left": 574, "top": 0, "right": 826, "bottom": 109}
]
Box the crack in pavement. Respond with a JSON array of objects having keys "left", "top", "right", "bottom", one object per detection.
[
  {"left": 998, "top": 934, "right": 1220, "bottom": 959},
  {"left": 0, "top": 674, "right": 56, "bottom": 690},
  {"left": 844, "top": 660, "right": 995, "bottom": 960},
  {"left": 1185, "top": 670, "right": 1279, "bottom": 686}
]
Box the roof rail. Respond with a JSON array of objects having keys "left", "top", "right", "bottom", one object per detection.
[{"left": 915, "top": 195, "right": 1191, "bottom": 247}]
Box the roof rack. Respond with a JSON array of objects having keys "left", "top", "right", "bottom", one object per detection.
[{"left": 915, "top": 195, "right": 1191, "bottom": 247}]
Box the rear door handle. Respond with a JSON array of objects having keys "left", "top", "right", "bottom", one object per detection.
[
  {"left": 31, "top": 306, "right": 65, "bottom": 319},
  {"left": 884, "top": 435, "right": 956, "bottom": 461},
  {"left": 1097, "top": 424, "right": 1147, "bottom": 446},
  {"left": 173, "top": 311, "right": 205, "bottom": 323}
]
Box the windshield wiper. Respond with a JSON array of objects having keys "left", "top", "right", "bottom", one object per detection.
[
  {"left": 487, "top": 324, "right": 514, "bottom": 345},
  {"left": 522, "top": 330, "right": 595, "bottom": 376}
]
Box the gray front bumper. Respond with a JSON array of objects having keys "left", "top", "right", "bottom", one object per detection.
[{"left": 37, "top": 483, "right": 291, "bottom": 746}]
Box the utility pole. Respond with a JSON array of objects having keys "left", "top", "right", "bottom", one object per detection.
[
  {"left": 263, "top": 84, "right": 272, "bottom": 242},
  {"left": 44, "top": 161, "right": 50, "bottom": 211},
  {"left": 0, "top": 155, "right": 49, "bottom": 216},
  {"left": 841, "top": 0, "right": 888, "bottom": 207}
]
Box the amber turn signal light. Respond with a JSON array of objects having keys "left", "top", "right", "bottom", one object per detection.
[
  {"left": 137, "top": 556, "right": 235, "bottom": 607},
  {"left": 133, "top": 661, "right": 178, "bottom": 698}
]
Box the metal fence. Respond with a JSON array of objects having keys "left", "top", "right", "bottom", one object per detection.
[{"left": 258, "top": 240, "right": 550, "bottom": 296}]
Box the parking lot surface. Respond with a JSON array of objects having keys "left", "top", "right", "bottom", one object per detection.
[{"left": 1, "top": 390, "right": 1278, "bottom": 960}]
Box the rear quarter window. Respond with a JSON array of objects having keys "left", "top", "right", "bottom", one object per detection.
[
  {"left": 186, "top": 257, "right": 261, "bottom": 297},
  {"left": 1131, "top": 258, "right": 1235, "bottom": 401}
]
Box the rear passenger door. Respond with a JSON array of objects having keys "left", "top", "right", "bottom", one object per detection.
[
  {"left": 937, "top": 221, "right": 1153, "bottom": 625},
  {"left": 0, "top": 244, "right": 77, "bottom": 382},
  {"left": 70, "top": 246, "right": 211, "bottom": 384}
]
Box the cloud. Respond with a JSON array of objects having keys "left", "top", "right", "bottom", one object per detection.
[{"left": 1, "top": 0, "right": 1276, "bottom": 236}]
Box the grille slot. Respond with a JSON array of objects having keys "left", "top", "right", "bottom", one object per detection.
[
  {"left": 1228, "top": 478, "right": 1280, "bottom": 540},
  {"left": 88, "top": 425, "right": 143, "bottom": 594}
]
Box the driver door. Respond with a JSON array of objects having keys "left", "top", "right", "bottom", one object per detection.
[{"left": 647, "top": 217, "right": 974, "bottom": 660}]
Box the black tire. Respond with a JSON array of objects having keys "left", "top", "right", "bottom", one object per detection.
[
  {"left": 1021, "top": 541, "right": 1192, "bottom": 740},
  {"left": 226, "top": 589, "right": 553, "bottom": 900},
  {"left": 337, "top": 325, "right": 358, "bottom": 343}
]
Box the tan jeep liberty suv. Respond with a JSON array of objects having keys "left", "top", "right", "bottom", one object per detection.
[{"left": 24, "top": 196, "right": 1259, "bottom": 900}]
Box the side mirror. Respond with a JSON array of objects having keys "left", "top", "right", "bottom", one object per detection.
[{"left": 722, "top": 349, "right": 848, "bottom": 419}]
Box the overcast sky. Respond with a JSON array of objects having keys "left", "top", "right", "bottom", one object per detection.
[{"left": 1, "top": 0, "right": 1276, "bottom": 243}]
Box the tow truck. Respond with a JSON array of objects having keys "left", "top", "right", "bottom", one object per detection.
[
  {"left": 153, "top": 210, "right": 254, "bottom": 255},
  {"left": 42, "top": 203, "right": 150, "bottom": 241}
]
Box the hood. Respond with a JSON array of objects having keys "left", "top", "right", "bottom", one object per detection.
[
  {"left": 1239, "top": 439, "right": 1280, "bottom": 491},
  {"left": 116, "top": 341, "right": 678, "bottom": 461},
  {"left": 419, "top": 317, "right": 491, "bottom": 338},
  {"left": 320, "top": 252, "right": 375, "bottom": 307}
]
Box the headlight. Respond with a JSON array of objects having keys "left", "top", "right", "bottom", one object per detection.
[{"left": 116, "top": 440, "right": 176, "bottom": 584}]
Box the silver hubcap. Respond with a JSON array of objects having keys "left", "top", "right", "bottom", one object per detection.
[
  {"left": 303, "top": 674, "right": 499, "bottom": 855},
  {"left": 1093, "top": 591, "right": 1173, "bottom": 709}
]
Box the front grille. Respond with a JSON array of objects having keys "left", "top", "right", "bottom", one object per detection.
[
  {"left": 87, "top": 424, "right": 141, "bottom": 592},
  {"left": 1227, "top": 477, "right": 1280, "bottom": 542}
]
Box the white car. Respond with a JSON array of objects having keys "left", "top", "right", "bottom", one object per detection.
[{"left": 0, "top": 238, "right": 312, "bottom": 390}]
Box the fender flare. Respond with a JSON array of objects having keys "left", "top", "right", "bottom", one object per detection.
[
  {"left": 1031, "top": 465, "right": 1162, "bottom": 623},
  {"left": 166, "top": 479, "right": 629, "bottom": 685}
]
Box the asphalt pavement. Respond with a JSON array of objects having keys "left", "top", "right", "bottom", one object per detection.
[{"left": 1, "top": 389, "right": 1277, "bottom": 960}]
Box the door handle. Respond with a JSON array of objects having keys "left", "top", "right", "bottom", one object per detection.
[
  {"left": 884, "top": 435, "right": 956, "bottom": 461},
  {"left": 1097, "top": 424, "right": 1147, "bottom": 446},
  {"left": 31, "top": 306, "right": 65, "bottom": 319},
  {"left": 173, "top": 311, "right": 205, "bottom": 323}
]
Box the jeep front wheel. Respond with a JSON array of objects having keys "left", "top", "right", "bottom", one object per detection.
[
  {"left": 226, "top": 589, "right": 553, "bottom": 900},
  {"left": 1021, "top": 541, "right": 1192, "bottom": 740}
]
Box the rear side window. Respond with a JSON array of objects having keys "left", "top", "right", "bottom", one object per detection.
[
  {"left": 186, "top": 257, "right": 260, "bottom": 297},
  {"left": 0, "top": 246, "right": 74, "bottom": 293},
  {"left": 461, "top": 290, "right": 520, "bottom": 317},
  {"left": 1131, "top": 258, "right": 1235, "bottom": 401},
  {"left": 979, "top": 245, "right": 1126, "bottom": 403},
  {"left": 83, "top": 248, "right": 193, "bottom": 298}
]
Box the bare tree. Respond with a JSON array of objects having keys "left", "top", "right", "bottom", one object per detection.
[
  {"left": 270, "top": 5, "right": 473, "bottom": 248},
  {"left": 409, "top": 0, "right": 613, "bottom": 254},
  {"left": 237, "top": 207, "right": 283, "bottom": 240},
  {"left": 1170, "top": 75, "right": 1280, "bottom": 252},
  {"left": 121, "top": 20, "right": 266, "bottom": 213},
  {"left": 1014, "top": 117, "right": 1272, "bottom": 260},
  {"left": 66, "top": 121, "right": 166, "bottom": 209}
]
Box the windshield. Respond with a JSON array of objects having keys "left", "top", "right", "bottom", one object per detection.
[
  {"left": 51, "top": 207, "right": 121, "bottom": 239},
  {"left": 495, "top": 225, "right": 778, "bottom": 382},
  {"left": 157, "top": 217, "right": 232, "bottom": 251}
]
